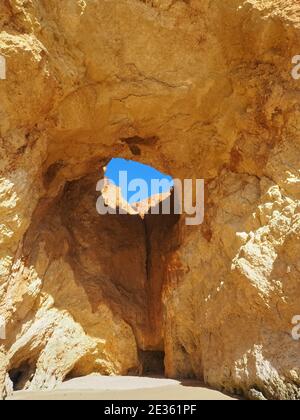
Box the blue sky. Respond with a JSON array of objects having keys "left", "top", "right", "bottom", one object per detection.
[{"left": 105, "top": 158, "right": 174, "bottom": 203}]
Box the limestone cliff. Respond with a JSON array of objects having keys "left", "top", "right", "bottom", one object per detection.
[{"left": 0, "top": 0, "right": 300, "bottom": 400}]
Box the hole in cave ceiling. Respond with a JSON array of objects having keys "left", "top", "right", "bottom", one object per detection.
[{"left": 101, "top": 158, "right": 174, "bottom": 218}]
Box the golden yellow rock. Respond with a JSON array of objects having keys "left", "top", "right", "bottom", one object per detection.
[{"left": 0, "top": 0, "right": 300, "bottom": 400}]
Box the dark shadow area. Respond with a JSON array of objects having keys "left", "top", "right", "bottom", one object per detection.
[
  {"left": 9, "top": 360, "right": 36, "bottom": 391},
  {"left": 139, "top": 350, "right": 165, "bottom": 376}
]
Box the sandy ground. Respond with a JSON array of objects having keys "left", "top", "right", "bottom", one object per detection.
[{"left": 7, "top": 375, "right": 237, "bottom": 400}]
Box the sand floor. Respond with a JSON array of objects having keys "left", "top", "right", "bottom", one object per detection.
[{"left": 7, "top": 375, "right": 237, "bottom": 400}]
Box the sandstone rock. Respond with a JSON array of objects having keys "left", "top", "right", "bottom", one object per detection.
[{"left": 0, "top": 0, "right": 300, "bottom": 399}]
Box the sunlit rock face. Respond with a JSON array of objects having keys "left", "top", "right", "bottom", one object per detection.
[{"left": 1, "top": 0, "right": 300, "bottom": 400}]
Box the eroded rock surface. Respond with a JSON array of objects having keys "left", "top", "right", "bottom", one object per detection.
[{"left": 0, "top": 0, "right": 300, "bottom": 399}]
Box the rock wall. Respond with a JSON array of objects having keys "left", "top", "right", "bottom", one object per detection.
[{"left": 0, "top": 0, "right": 300, "bottom": 399}]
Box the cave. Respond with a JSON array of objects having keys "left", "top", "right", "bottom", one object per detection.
[
  {"left": 2, "top": 0, "right": 300, "bottom": 401},
  {"left": 9, "top": 360, "right": 36, "bottom": 391},
  {"left": 138, "top": 351, "right": 166, "bottom": 376},
  {"left": 17, "top": 161, "right": 181, "bottom": 384}
]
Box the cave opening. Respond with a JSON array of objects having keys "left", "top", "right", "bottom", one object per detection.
[
  {"left": 18, "top": 156, "right": 182, "bottom": 385},
  {"left": 138, "top": 351, "right": 166, "bottom": 376},
  {"left": 99, "top": 158, "right": 175, "bottom": 219},
  {"left": 9, "top": 360, "right": 36, "bottom": 391}
]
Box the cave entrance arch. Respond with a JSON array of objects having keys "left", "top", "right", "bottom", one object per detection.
[{"left": 15, "top": 156, "right": 182, "bottom": 389}]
